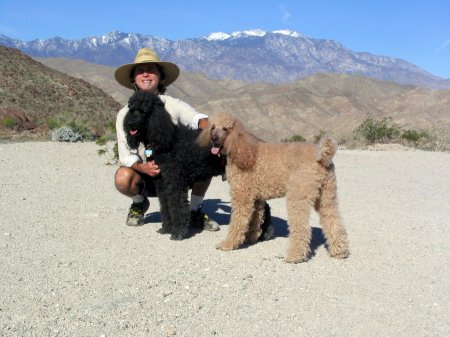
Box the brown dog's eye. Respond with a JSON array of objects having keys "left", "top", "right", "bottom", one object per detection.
[
  {"left": 211, "top": 125, "right": 216, "bottom": 130},
  {"left": 223, "top": 127, "right": 228, "bottom": 132}
]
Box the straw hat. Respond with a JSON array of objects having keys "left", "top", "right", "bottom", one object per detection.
[{"left": 114, "top": 48, "right": 180, "bottom": 89}]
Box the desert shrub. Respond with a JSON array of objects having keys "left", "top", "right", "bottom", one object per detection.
[
  {"left": 313, "top": 130, "right": 326, "bottom": 143},
  {"left": 113, "top": 142, "right": 118, "bottom": 159},
  {"left": 282, "top": 134, "right": 306, "bottom": 142},
  {"left": 353, "top": 117, "right": 401, "bottom": 144},
  {"left": 46, "top": 118, "right": 60, "bottom": 129},
  {"left": 67, "top": 120, "right": 95, "bottom": 141},
  {"left": 410, "top": 128, "right": 449, "bottom": 152},
  {"left": 96, "top": 135, "right": 108, "bottom": 146},
  {"left": 401, "top": 129, "right": 429, "bottom": 144},
  {"left": 51, "top": 126, "right": 82, "bottom": 142},
  {"left": 106, "top": 120, "right": 116, "bottom": 134},
  {"left": 103, "top": 123, "right": 118, "bottom": 142},
  {"left": 1, "top": 117, "right": 18, "bottom": 128}
]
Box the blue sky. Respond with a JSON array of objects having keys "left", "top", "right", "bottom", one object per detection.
[{"left": 1, "top": 0, "right": 449, "bottom": 78}]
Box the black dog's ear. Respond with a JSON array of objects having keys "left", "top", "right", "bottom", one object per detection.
[{"left": 123, "top": 112, "right": 140, "bottom": 150}]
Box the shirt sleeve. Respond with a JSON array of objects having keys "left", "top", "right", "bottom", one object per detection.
[
  {"left": 160, "top": 95, "right": 208, "bottom": 129},
  {"left": 116, "top": 105, "right": 143, "bottom": 167}
]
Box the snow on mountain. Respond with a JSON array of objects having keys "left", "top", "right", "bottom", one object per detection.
[
  {"left": 1, "top": 29, "right": 449, "bottom": 89},
  {"left": 204, "top": 29, "right": 301, "bottom": 41},
  {"left": 204, "top": 32, "right": 231, "bottom": 41},
  {"left": 273, "top": 30, "right": 301, "bottom": 37}
]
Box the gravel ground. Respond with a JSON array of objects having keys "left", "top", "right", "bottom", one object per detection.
[{"left": 0, "top": 141, "right": 449, "bottom": 337}]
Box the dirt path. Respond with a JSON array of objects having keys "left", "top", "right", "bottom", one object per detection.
[{"left": 1, "top": 141, "right": 449, "bottom": 336}]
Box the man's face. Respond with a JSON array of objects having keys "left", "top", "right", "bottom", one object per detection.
[{"left": 133, "top": 63, "right": 160, "bottom": 93}]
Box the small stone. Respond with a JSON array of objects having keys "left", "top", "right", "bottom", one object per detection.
[{"left": 162, "top": 290, "right": 172, "bottom": 297}]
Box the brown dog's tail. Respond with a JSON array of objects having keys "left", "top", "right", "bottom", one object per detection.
[{"left": 317, "top": 136, "right": 337, "bottom": 167}]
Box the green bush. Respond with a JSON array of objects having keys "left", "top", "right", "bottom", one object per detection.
[
  {"left": 401, "top": 129, "right": 428, "bottom": 144},
  {"left": 95, "top": 135, "right": 108, "bottom": 146},
  {"left": 46, "top": 118, "right": 60, "bottom": 129},
  {"left": 113, "top": 142, "right": 118, "bottom": 160},
  {"left": 106, "top": 120, "right": 116, "bottom": 134},
  {"left": 282, "top": 134, "right": 306, "bottom": 142},
  {"left": 1, "top": 117, "right": 18, "bottom": 128},
  {"left": 353, "top": 117, "right": 401, "bottom": 144},
  {"left": 314, "top": 130, "right": 326, "bottom": 143}
]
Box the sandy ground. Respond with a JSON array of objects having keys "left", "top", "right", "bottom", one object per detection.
[{"left": 0, "top": 141, "right": 449, "bottom": 337}]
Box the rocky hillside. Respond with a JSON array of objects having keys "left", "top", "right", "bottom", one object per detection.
[
  {"left": 38, "top": 56, "right": 450, "bottom": 144},
  {"left": 0, "top": 46, "right": 121, "bottom": 139}
]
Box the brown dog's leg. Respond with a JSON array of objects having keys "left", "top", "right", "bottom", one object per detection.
[
  {"left": 216, "top": 196, "right": 255, "bottom": 251},
  {"left": 283, "top": 174, "right": 318, "bottom": 263},
  {"left": 316, "top": 176, "right": 349, "bottom": 259}
]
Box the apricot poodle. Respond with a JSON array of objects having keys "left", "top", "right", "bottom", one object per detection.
[{"left": 198, "top": 112, "right": 349, "bottom": 263}]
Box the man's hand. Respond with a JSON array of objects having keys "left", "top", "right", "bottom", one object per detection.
[
  {"left": 198, "top": 118, "right": 209, "bottom": 129},
  {"left": 132, "top": 161, "right": 160, "bottom": 177}
]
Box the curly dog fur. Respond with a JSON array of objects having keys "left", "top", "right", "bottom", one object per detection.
[
  {"left": 123, "top": 92, "right": 226, "bottom": 240},
  {"left": 198, "top": 112, "right": 349, "bottom": 263}
]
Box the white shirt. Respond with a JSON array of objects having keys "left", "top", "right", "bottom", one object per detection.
[{"left": 116, "top": 94, "right": 208, "bottom": 167}]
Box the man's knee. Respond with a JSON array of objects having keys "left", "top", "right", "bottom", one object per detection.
[{"left": 115, "top": 167, "right": 139, "bottom": 194}]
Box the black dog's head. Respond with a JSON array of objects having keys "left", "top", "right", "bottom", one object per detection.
[{"left": 124, "top": 92, "right": 176, "bottom": 152}]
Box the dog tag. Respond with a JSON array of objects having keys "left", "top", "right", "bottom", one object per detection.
[{"left": 145, "top": 148, "right": 154, "bottom": 161}]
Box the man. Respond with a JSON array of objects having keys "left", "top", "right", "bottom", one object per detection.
[{"left": 114, "top": 48, "right": 219, "bottom": 231}]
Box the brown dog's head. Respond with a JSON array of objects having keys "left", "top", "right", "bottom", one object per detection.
[{"left": 197, "top": 112, "right": 257, "bottom": 169}]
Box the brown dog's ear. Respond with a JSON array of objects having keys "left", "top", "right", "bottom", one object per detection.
[
  {"left": 226, "top": 120, "right": 257, "bottom": 169},
  {"left": 196, "top": 123, "right": 211, "bottom": 146}
]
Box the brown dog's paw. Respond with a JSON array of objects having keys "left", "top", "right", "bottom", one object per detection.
[
  {"left": 329, "top": 248, "right": 350, "bottom": 259},
  {"left": 216, "top": 240, "right": 239, "bottom": 251},
  {"left": 283, "top": 255, "right": 309, "bottom": 264},
  {"left": 327, "top": 241, "right": 350, "bottom": 259}
]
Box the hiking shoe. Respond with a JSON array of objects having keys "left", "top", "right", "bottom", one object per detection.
[
  {"left": 126, "top": 198, "right": 150, "bottom": 226},
  {"left": 190, "top": 207, "right": 220, "bottom": 231}
]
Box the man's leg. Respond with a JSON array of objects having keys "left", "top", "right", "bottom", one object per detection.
[
  {"left": 115, "top": 167, "right": 150, "bottom": 226},
  {"left": 190, "top": 178, "right": 219, "bottom": 231}
]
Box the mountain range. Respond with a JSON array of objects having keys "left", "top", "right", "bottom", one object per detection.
[
  {"left": 1, "top": 41, "right": 449, "bottom": 148},
  {"left": 1, "top": 29, "right": 449, "bottom": 90}
]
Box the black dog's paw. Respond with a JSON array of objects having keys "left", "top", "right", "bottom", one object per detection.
[
  {"left": 170, "top": 227, "right": 189, "bottom": 241},
  {"left": 259, "top": 223, "right": 274, "bottom": 241},
  {"left": 170, "top": 233, "right": 185, "bottom": 241},
  {"left": 169, "top": 227, "right": 189, "bottom": 241},
  {"left": 157, "top": 227, "right": 170, "bottom": 234}
]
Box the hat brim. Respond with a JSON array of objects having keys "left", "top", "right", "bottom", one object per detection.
[{"left": 114, "top": 61, "right": 180, "bottom": 90}]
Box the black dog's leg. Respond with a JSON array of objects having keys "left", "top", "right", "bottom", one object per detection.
[
  {"left": 156, "top": 182, "right": 172, "bottom": 234},
  {"left": 167, "top": 188, "right": 190, "bottom": 241},
  {"left": 259, "top": 201, "right": 274, "bottom": 241}
]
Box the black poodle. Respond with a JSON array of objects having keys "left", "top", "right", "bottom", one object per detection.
[
  {"left": 124, "top": 92, "right": 225, "bottom": 240},
  {"left": 124, "top": 92, "right": 274, "bottom": 241}
]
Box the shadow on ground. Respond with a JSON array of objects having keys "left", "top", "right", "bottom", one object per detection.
[{"left": 144, "top": 198, "right": 327, "bottom": 253}]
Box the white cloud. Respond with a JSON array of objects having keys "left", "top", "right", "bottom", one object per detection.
[
  {"left": 436, "top": 38, "right": 450, "bottom": 52},
  {"left": 279, "top": 4, "right": 291, "bottom": 23}
]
